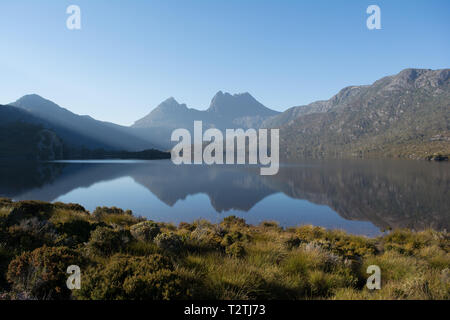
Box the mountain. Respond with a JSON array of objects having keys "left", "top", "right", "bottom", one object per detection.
[
  {"left": 272, "top": 68, "right": 450, "bottom": 160},
  {"left": 0, "top": 105, "right": 64, "bottom": 160},
  {"left": 0, "top": 103, "right": 42, "bottom": 126},
  {"left": 206, "top": 91, "right": 279, "bottom": 128},
  {"left": 4, "top": 68, "right": 448, "bottom": 160},
  {"left": 132, "top": 92, "right": 280, "bottom": 148},
  {"left": 133, "top": 97, "right": 205, "bottom": 129},
  {"left": 10, "top": 94, "right": 160, "bottom": 151},
  {"left": 262, "top": 86, "right": 366, "bottom": 128}
]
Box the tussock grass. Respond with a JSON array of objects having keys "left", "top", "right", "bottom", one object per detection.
[{"left": 0, "top": 201, "right": 448, "bottom": 300}]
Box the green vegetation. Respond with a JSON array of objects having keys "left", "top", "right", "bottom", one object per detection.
[{"left": 0, "top": 199, "right": 448, "bottom": 300}]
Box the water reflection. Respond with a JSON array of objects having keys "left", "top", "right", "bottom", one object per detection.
[{"left": 0, "top": 160, "right": 448, "bottom": 236}]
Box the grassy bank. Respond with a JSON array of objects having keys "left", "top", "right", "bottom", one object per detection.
[{"left": 0, "top": 199, "right": 448, "bottom": 300}]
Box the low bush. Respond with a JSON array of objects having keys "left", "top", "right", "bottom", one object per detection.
[
  {"left": 6, "top": 201, "right": 54, "bottom": 225},
  {"left": 220, "top": 216, "right": 248, "bottom": 229},
  {"left": 130, "top": 221, "right": 160, "bottom": 242},
  {"left": 54, "top": 220, "right": 97, "bottom": 247},
  {"left": 53, "top": 202, "right": 86, "bottom": 213},
  {"left": 187, "top": 221, "right": 224, "bottom": 252},
  {"left": 6, "top": 218, "right": 57, "bottom": 253},
  {"left": 6, "top": 246, "right": 82, "bottom": 300},
  {"left": 154, "top": 232, "right": 184, "bottom": 253},
  {"left": 86, "top": 226, "right": 132, "bottom": 256},
  {"left": 93, "top": 206, "right": 133, "bottom": 218},
  {"left": 0, "top": 200, "right": 448, "bottom": 301},
  {"left": 75, "top": 254, "right": 190, "bottom": 300}
]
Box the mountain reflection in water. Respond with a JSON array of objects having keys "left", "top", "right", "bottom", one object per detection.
[{"left": 0, "top": 160, "right": 448, "bottom": 237}]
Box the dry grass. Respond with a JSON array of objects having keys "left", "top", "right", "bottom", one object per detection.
[{"left": 0, "top": 200, "right": 449, "bottom": 300}]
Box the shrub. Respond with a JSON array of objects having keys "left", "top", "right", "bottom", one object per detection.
[
  {"left": 295, "top": 225, "right": 327, "bottom": 241},
  {"left": 93, "top": 206, "right": 132, "bottom": 218},
  {"left": 284, "top": 236, "right": 304, "bottom": 249},
  {"left": 220, "top": 216, "right": 248, "bottom": 229},
  {"left": 188, "top": 221, "right": 224, "bottom": 252},
  {"left": 221, "top": 231, "right": 249, "bottom": 246},
  {"left": 154, "top": 232, "right": 183, "bottom": 253},
  {"left": 383, "top": 229, "right": 429, "bottom": 255},
  {"left": 86, "top": 227, "right": 131, "bottom": 256},
  {"left": 260, "top": 221, "right": 282, "bottom": 230},
  {"left": 178, "top": 222, "right": 195, "bottom": 231},
  {"left": 130, "top": 221, "right": 160, "bottom": 242},
  {"left": 291, "top": 227, "right": 377, "bottom": 258},
  {"left": 332, "top": 237, "right": 377, "bottom": 258},
  {"left": 1, "top": 200, "right": 449, "bottom": 301},
  {"left": 225, "top": 243, "right": 245, "bottom": 258},
  {"left": 53, "top": 202, "right": 86, "bottom": 213},
  {"left": 92, "top": 207, "right": 140, "bottom": 227},
  {"left": 6, "top": 246, "right": 82, "bottom": 300},
  {"left": 6, "top": 201, "right": 54, "bottom": 225},
  {"left": 54, "top": 220, "right": 99, "bottom": 247},
  {"left": 6, "top": 218, "right": 57, "bottom": 252},
  {"left": 75, "top": 254, "right": 190, "bottom": 300},
  {"left": 221, "top": 234, "right": 234, "bottom": 247}
]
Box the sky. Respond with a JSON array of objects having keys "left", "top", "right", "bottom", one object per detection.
[{"left": 0, "top": 0, "right": 449, "bottom": 126}]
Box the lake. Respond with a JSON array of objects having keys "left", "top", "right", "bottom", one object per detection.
[{"left": 0, "top": 159, "right": 448, "bottom": 237}]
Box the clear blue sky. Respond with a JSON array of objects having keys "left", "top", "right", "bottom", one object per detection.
[{"left": 0, "top": 0, "right": 448, "bottom": 125}]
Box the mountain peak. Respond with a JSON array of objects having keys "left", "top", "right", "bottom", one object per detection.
[
  {"left": 14, "top": 94, "right": 54, "bottom": 105},
  {"left": 234, "top": 92, "right": 252, "bottom": 98},
  {"left": 211, "top": 91, "right": 252, "bottom": 101},
  {"left": 374, "top": 68, "right": 449, "bottom": 91},
  {"left": 156, "top": 97, "right": 188, "bottom": 111},
  {"left": 396, "top": 68, "right": 429, "bottom": 83},
  {"left": 161, "top": 97, "right": 179, "bottom": 105},
  {"left": 11, "top": 94, "right": 66, "bottom": 115},
  {"left": 207, "top": 91, "right": 276, "bottom": 118},
  {"left": 19, "top": 93, "right": 44, "bottom": 100},
  {"left": 132, "top": 97, "right": 190, "bottom": 128}
]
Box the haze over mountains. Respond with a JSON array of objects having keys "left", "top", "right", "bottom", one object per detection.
[
  {"left": 0, "top": 68, "right": 448, "bottom": 160},
  {"left": 134, "top": 91, "right": 279, "bottom": 130},
  {"left": 9, "top": 94, "right": 159, "bottom": 152},
  {"left": 131, "top": 91, "right": 280, "bottom": 148}
]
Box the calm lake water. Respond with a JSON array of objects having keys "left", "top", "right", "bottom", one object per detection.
[{"left": 0, "top": 159, "right": 448, "bottom": 237}]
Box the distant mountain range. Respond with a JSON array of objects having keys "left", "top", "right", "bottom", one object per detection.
[
  {"left": 0, "top": 68, "right": 448, "bottom": 160},
  {"left": 134, "top": 91, "right": 279, "bottom": 130},
  {"left": 267, "top": 68, "right": 449, "bottom": 160},
  {"left": 9, "top": 95, "right": 159, "bottom": 152},
  {"left": 131, "top": 91, "right": 280, "bottom": 147}
]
